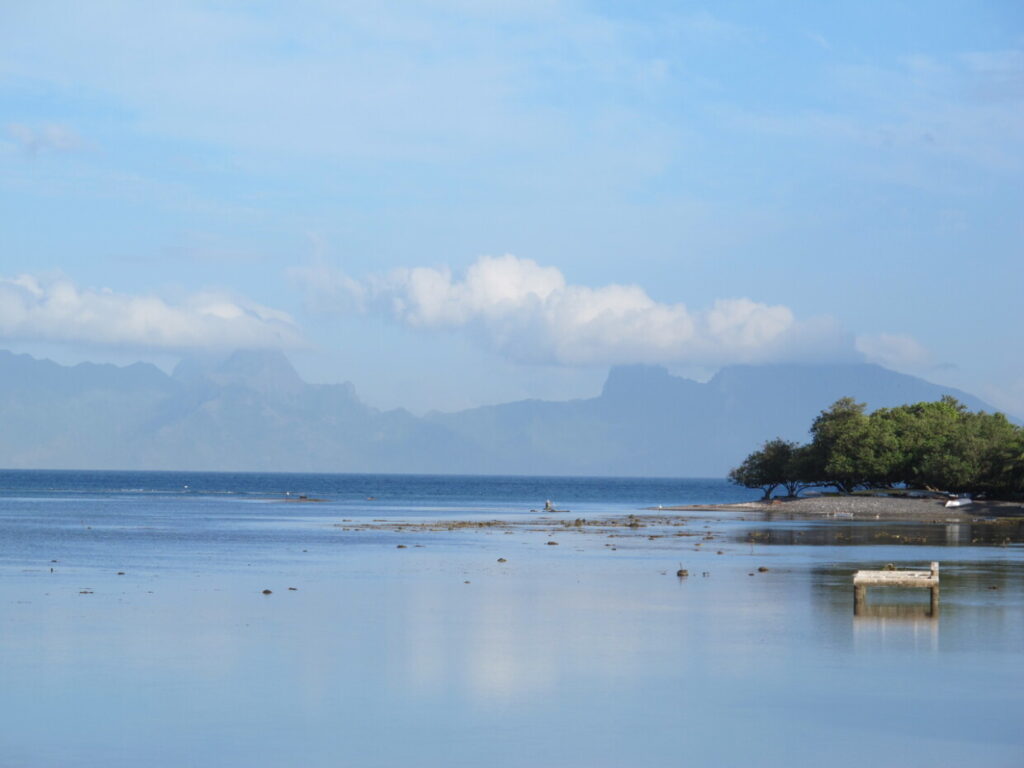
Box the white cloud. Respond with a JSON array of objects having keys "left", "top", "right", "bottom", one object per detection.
[
  {"left": 301, "top": 254, "right": 848, "bottom": 367},
  {"left": 0, "top": 273, "right": 304, "bottom": 351},
  {"left": 6, "top": 123, "right": 84, "bottom": 155},
  {"left": 855, "top": 332, "right": 931, "bottom": 370}
]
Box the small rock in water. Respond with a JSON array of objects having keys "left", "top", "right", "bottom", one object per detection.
[
  {"left": 117, "top": 571, "right": 125, "bottom": 576},
  {"left": 288, "top": 587, "right": 298, "bottom": 591},
  {"left": 497, "top": 558, "right": 507, "bottom": 563},
  {"left": 262, "top": 589, "right": 273, "bottom": 595}
]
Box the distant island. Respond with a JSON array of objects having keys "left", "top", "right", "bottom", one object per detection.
[
  {"left": 0, "top": 348, "right": 1012, "bottom": 476},
  {"left": 730, "top": 396, "right": 1024, "bottom": 499}
]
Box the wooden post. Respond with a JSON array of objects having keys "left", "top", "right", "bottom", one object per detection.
[{"left": 854, "top": 585, "right": 867, "bottom": 615}]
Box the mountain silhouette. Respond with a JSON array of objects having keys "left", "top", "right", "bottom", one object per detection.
[{"left": 0, "top": 349, "right": 1004, "bottom": 476}]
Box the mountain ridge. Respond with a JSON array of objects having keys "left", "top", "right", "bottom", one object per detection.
[{"left": 0, "top": 349, "right": 1007, "bottom": 476}]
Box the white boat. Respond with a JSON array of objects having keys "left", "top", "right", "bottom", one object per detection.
[{"left": 944, "top": 495, "right": 973, "bottom": 508}]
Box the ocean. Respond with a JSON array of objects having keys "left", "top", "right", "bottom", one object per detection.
[{"left": 0, "top": 470, "right": 1021, "bottom": 767}]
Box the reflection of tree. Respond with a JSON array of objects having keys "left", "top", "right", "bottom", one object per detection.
[{"left": 734, "top": 521, "right": 1024, "bottom": 547}]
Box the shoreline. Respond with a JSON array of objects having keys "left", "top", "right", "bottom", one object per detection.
[
  {"left": 332, "top": 496, "right": 1024, "bottom": 538},
  {"left": 651, "top": 495, "right": 1024, "bottom": 522}
]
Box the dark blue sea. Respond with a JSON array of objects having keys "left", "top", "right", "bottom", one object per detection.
[{"left": 0, "top": 469, "right": 755, "bottom": 510}]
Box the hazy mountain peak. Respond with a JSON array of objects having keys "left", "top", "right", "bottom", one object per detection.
[
  {"left": 601, "top": 364, "right": 700, "bottom": 402},
  {"left": 174, "top": 349, "right": 306, "bottom": 396},
  {"left": 708, "top": 362, "right": 1000, "bottom": 419},
  {"left": 601, "top": 365, "right": 671, "bottom": 395},
  {"left": 171, "top": 354, "right": 219, "bottom": 384},
  {"left": 0, "top": 349, "right": 171, "bottom": 393},
  {"left": 0, "top": 349, "right": 1012, "bottom": 475}
]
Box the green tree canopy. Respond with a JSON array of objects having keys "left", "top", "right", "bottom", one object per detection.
[
  {"left": 729, "top": 396, "right": 1024, "bottom": 498},
  {"left": 727, "top": 438, "right": 796, "bottom": 499}
]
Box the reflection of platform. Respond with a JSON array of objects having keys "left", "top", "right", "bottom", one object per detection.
[
  {"left": 853, "top": 601, "right": 939, "bottom": 650},
  {"left": 853, "top": 562, "right": 939, "bottom": 616},
  {"left": 854, "top": 603, "right": 937, "bottom": 620}
]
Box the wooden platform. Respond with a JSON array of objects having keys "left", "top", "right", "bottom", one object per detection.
[{"left": 853, "top": 562, "right": 939, "bottom": 616}]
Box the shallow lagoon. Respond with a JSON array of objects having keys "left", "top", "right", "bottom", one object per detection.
[{"left": 0, "top": 472, "right": 1021, "bottom": 767}]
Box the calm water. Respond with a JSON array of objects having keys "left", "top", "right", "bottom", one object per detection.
[{"left": 0, "top": 471, "right": 1021, "bottom": 767}]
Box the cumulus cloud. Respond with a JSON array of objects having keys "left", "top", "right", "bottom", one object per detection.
[
  {"left": 855, "top": 332, "right": 931, "bottom": 370},
  {"left": 6, "top": 123, "right": 84, "bottom": 155},
  {"left": 298, "top": 254, "right": 848, "bottom": 367},
  {"left": 0, "top": 273, "right": 304, "bottom": 351}
]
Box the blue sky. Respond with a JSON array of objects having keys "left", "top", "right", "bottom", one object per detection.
[{"left": 1, "top": 1, "right": 1022, "bottom": 415}]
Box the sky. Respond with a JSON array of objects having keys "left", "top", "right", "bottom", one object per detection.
[{"left": 1, "top": 0, "right": 1022, "bottom": 416}]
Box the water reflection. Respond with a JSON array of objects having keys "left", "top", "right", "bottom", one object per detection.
[
  {"left": 735, "top": 518, "right": 1024, "bottom": 547},
  {"left": 854, "top": 603, "right": 937, "bottom": 620},
  {"left": 853, "top": 603, "right": 941, "bottom": 652},
  {"left": 944, "top": 523, "right": 966, "bottom": 545}
]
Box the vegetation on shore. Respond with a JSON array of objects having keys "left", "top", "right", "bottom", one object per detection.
[{"left": 729, "top": 396, "right": 1024, "bottom": 499}]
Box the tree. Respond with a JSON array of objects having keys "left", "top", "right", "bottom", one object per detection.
[
  {"left": 899, "top": 397, "right": 977, "bottom": 491},
  {"left": 992, "top": 429, "right": 1024, "bottom": 496},
  {"left": 962, "top": 409, "right": 1020, "bottom": 494},
  {"left": 729, "top": 438, "right": 796, "bottom": 499},
  {"left": 782, "top": 443, "right": 821, "bottom": 497},
  {"left": 808, "top": 398, "right": 871, "bottom": 493},
  {"left": 861, "top": 408, "right": 906, "bottom": 487},
  {"left": 732, "top": 395, "right": 1024, "bottom": 499}
]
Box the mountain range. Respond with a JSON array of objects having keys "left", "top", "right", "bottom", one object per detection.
[{"left": 0, "top": 349, "right": 1003, "bottom": 477}]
